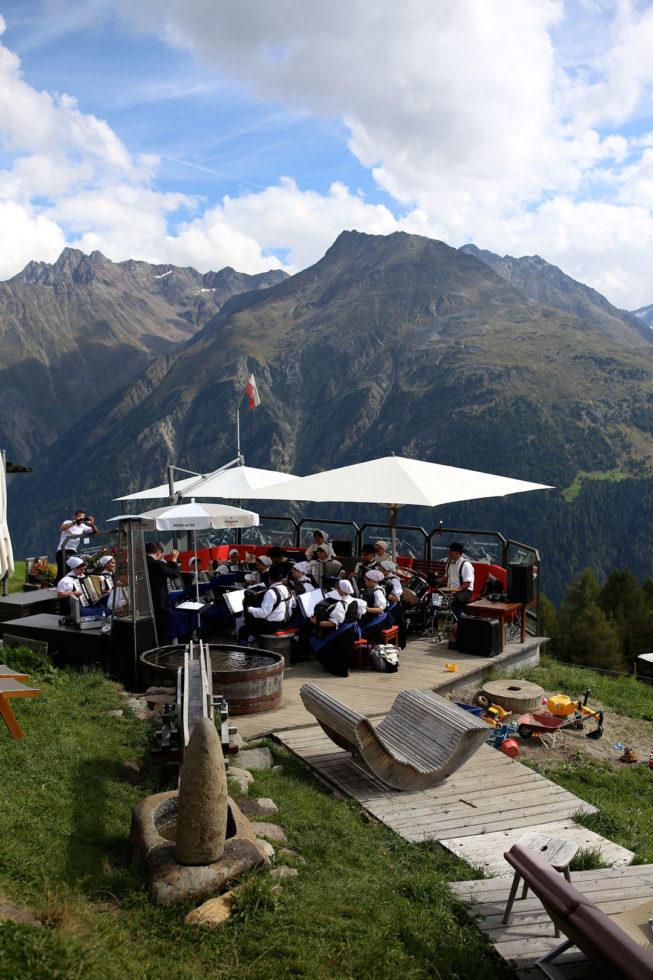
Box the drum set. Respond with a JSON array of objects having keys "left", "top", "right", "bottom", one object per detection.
[{"left": 401, "top": 573, "right": 455, "bottom": 642}]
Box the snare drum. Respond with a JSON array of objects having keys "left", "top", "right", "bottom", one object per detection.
[
  {"left": 431, "top": 591, "right": 452, "bottom": 609},
  {"left": 402, "top": 575, "right": 429, "bottom": 605}
]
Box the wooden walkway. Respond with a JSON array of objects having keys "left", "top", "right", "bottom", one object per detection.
[
  {"left": 450, "top": 865, "right": 653, "bottom": 978},
  {"left": 236, "top": 633, "right": 543, "bottom": 740},
  {"left": 275, "top": 725, "right": 598, "bottom": 841}
]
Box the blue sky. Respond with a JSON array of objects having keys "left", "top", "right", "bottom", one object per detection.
[{"left": 1, "top": 0, "right": 653, "bottom": 308}]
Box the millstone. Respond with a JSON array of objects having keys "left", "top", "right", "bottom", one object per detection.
[{"left": 480, "top": 679, "right": 544, "bottom": 713}]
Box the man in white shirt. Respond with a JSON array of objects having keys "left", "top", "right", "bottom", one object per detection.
[
  {"left": 56, "top": 510, "right": 97, "bottom": 580},
  {"left": 238, "top": 566, "right": 295, "bottom": 646},
  {"left": 434, "top": 542, "right": 474, "bottom": 619}
]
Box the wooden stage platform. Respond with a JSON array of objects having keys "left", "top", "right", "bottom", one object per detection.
[{"left": 236, "top": 633, "right": 544, "bottom": 740}]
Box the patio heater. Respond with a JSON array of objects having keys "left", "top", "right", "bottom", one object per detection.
[{"left": 109, "top": 517, "right": 157, "bottom": 689}]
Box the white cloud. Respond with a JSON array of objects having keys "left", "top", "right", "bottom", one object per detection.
[{"left": 4, "top": 2, "right": 653, "bottom": 309}]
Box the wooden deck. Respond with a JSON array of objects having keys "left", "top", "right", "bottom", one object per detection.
[
  {"left": 275, "top": 725, "right": 598, "bottom": 839},
  {"left": 236, "top": 632, "right": 544, "bottom": 740},
  {"left": 450, "top": 865, "right": 653, "bottom": 978}
]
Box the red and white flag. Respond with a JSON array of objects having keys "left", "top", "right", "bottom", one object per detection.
[{"left": 244, "top": 373, "right": 260, "bottom": 410}]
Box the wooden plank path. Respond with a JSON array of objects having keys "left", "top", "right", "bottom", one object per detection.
[
  {"left": 235, "top": 633, "right": 543, "bottom": 740},
  {"left": 450, "top": 865, "right": 653, "bottom": 978},
  {"left": 275, "top": 725, "right": 598, "bottom": 841}
]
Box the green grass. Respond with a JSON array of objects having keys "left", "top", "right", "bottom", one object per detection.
[
  {"left": 0, "top": 646, "right": 512, "bottom": 980},
  {"left": 562, "top": 469, "right": 626, "bottom": 502},
  {"left": 7, "top": 560, "right": 26, "bottom": 594},
  {"left": 488, "top": 655, "right": 653, "bottom": 863}
]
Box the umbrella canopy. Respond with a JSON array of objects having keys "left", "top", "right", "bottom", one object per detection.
[
  {"left": 115, "top": 464, "right": 297, "bottom": 502},
  {"left": 245, "top": 455, "right": 554, "bottom": 559},
  {"left": 246, "top": 456, "right": 553, "bottom": 507},
  {"left": 109, "top": 500, "right": 259, "bottom": 603},
  {"left": 120, "top": 500, "right": 260, "bottom": 531},
  {"left": 0, "top": 451, "right": 14, "bottom": 585}
]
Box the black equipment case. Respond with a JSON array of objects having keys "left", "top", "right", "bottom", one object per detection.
[{"left": 457, "top": 615, "right": 501, "bottom": 657}]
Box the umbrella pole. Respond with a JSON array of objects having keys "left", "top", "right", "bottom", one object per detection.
[
  {"left": 193, "top": 530, "right": 200, "bottom": 604},
  {"left": 389, "top": 506, "right": 399, "bottom": 563}
]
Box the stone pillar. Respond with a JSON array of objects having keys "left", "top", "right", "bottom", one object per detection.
[{"left": 175, "top": 717, "right": 228, "bottom": 865}]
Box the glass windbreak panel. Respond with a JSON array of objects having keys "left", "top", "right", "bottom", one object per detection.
[{"left": 360, "top": 525, "right": 428, "bottom": 561}]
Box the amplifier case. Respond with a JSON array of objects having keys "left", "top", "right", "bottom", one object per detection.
[
  {"left": 457, "top": 615, "right": 501, "bottom": 657},
  {"left": 507, "top": 563, "right": 535, "bottom": 604}
]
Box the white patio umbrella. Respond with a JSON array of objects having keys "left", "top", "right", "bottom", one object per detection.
[
  {"left": 109, "top": 500, "right": 259, "bottom": 602},
  {"left": 0, "top": 450, "right": 15, "bottom": 591},
  {"left": 244, "top": 455, "right": 554, "bottom": 560},
  {"left": 114, "top": 463, "right": 297, "bottom": 501}
]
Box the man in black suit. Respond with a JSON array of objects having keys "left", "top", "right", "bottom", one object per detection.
[{"left": 145, "top": 541, "right": 180, "bottom": 645}]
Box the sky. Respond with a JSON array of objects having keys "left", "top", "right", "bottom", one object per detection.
[{"left": 1, "top": 0, "right": 653, "bottom": 309}]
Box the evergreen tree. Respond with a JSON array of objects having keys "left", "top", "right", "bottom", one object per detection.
[
  {"left": 555, "top": 568, "right": 624, "bottom": 671},
  {"left": 601, "top": 568, "right": 653, "bottom": 667}
]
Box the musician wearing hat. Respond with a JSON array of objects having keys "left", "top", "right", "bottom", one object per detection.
[
  {"left": 312, "top": 579, "right": 358, "bottom": 631},
  {"left": 289, "top": 561, "right": 317, "bottom": 594},
  {"left": 98, "top": 554, "right": 116, "bottom": 593},
  {"left": 308, "top": 579, "right": 360, "bottom": 676},
  {"left": 354, "top": 543, "right": 378, "bottom": 587},
  {"left": 244, "top": 554, "right": 272, "bottom": 586},
  {"left": 309, "top": 546, "right": 342, "bottom": 588},
  {"left": 215, "top": 549, "right": 243, "bottom": 574},
  {"left": 379, "top": 560, "right": 403, "bottom": 601},
  {"left": 358, "top": 568, "right": 389, "bottom": 643},
  {"left": 57, "top": 555, "right": 87, "bottom": 600},
  {"left": 433, "top": 542, "right": 474, "bottom": 619},
  {"left": 305, "top": 529, "right": 335, "bottom": 561},
  {"left": 379, "top": 559, "right": 406, "bottom": 648}
]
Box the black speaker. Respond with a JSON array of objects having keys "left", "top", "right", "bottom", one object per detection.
[
  {"left": 507, "top": 563, "right": 535, "bottom": 604},
  {"left": 332, "top": 539, "right": 352, "bottom": 557},
  {"left": 108, "top": 617, "right": 157, "bottom": 688},
  {"left": 457, "top": 615, "right": 501, "bottom": 657}
]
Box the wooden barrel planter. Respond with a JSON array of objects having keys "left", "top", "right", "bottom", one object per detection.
[{"left": 140, "top": 643, "right": 284, "bottom": 715}]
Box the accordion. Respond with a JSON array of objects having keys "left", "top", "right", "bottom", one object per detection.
[
  {"left": 243, "top": 584, "right": 267, "bottom": 609},
  {"left": 79, "top": 574, "right": 104, "bottom": 605},
  {"left": 360, "top": 587, "right": 378, "bottom": 607}
]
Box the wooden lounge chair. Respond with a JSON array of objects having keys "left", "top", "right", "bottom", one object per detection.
[
  {"left": 0, "top": 665, "right": 39, "bottom": 740},
  {"left": 299, "top": 683, "right": 489, "bottom": 791},
  {"left": 504, "top": 843, "right": 653, "bottom": 979}
]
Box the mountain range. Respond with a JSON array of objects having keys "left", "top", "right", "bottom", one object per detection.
[
  {"left": 4, "top": 233, "right": 653, "bottom": 605},
  {"left": 0, "top": 248, "right": 286, "bottom": 460}
]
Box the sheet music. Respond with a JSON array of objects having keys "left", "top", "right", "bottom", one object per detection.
[
  {"left": 298, "top": 588, "right": 323, "bottom": 618},
  {"left": 175, "top": 600, "right": 206, "bottom": 612},
  {"left": 224, "top": 588, "right": 245, "bottom": 614}
]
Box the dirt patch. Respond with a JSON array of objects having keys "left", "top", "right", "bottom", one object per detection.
[{"left": 449, "top": 683, "right": 653, "bottom": 770}]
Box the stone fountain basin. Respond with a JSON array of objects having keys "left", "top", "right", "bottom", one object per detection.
[{"left": 130, "top": 791, "right": 267, "bottom": 905}]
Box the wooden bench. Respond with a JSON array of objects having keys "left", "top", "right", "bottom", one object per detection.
[
  {"left": 504, "top": 843, "right": 653, "bottom": 978},
  {"left": 299, "top": 683, "right": 489, "bottom": 791},
  {"left": 0, "top": 666, "right": 39, "bottom": 739}
]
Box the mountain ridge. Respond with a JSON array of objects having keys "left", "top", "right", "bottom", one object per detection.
[{"left": 0, "top": 248, "right": 287, "bottom": 460}]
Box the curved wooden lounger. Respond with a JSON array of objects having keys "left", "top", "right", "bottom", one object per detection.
[{"left": 299, "top": 683, "right": 489, "bottom": 791}]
